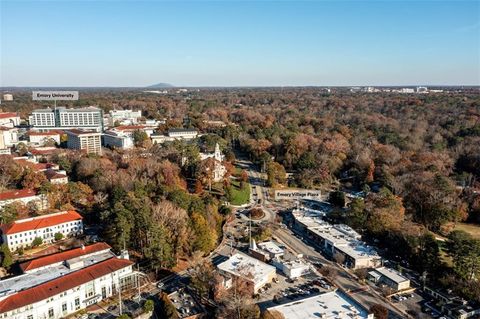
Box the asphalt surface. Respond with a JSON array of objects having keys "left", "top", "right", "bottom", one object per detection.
[{"left": 238, "top": 158, "right": 409, "bottom": 319}]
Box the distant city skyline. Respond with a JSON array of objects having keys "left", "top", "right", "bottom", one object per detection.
[{"left": 1, "top": 0, "right": 479, "bottom": 87}]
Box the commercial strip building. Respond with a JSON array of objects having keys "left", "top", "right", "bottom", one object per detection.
[
  {"left": 0, "top": 243, "right": 138, "bottom": 319},
  {"left": 249, "top": 240, "right": 310, "bottom": 280},
  {"left": 0, "top": 189, "right": 46, "bottom": 211},
  {"left": 66, "top": 129, "right": 102, "bottom": 155},
  {"left": 249, "top": 240, "right": 285, "bottom": 262},
  {"left": 368, "top": 267, "right": 411, "bottom": 292},
  {"left": 29, "top": 106, "right": 104, "bottom": 132},
  {"left": 0, "top": 211, "right": 83, "bottom": 251},
  {"left": 217, "top": 252, "right": 277, "bottom": 294},
  {"left": 151, "top": 128, "right": 198, "bottom": 144},
  {"left": 292, "top": 210, "right": 381, "bottom": 269},
  {"left": 265, "top": 290, "right": 374, "bottom": 319}
]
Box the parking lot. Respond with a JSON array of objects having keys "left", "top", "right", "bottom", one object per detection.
[
  {"left": 369, "top": 290, "right": 423, "bottom": 318},
  {"left": 255, "top": 270, "right": 333, "bottom": 309},
  {"left": 169, "top": 288, "right": 204, "bottom": 318}
]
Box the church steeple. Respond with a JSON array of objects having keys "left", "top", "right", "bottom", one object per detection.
[{"left": 214, "top": 143, "right": 221, "bottom": 161}]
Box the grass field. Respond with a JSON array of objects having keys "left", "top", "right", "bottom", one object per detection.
[
  {"left": 230, "top": 179, "right": 251, "bottom": 206},
  {"left": 453, "top": 222, "right": 480, "bottom": 239}
]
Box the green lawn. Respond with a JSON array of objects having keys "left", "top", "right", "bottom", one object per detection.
[
  {"left": 453, "top": 222, "right": 480, "bottom": 239},
  {"left": 230, "top": 179, "right": 251, "bottom": 206},
  {"left": 437, "top": 240, "right": 453, "bottom": 267}
]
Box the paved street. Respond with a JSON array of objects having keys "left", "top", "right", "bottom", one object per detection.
[{"left": 238, "top": 157, "right": 409, "bottom": 319}]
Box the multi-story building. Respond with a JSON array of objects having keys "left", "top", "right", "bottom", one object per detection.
[
  {"left": 102, "top": 130, "right": 134, "bottom": 149},
  {"left": 105, "top": 109, "right": 142, "bottom": 127},
  {"left": 0, "top": 243, "right": 137, "bottom": 319},
  {"left": 2, "top": 94, "right": 14, "bottom": 101},
  {"left": 151, "top": 128, "right": 198, "bottom": 144},
  {"left": 0, "top": 127, "right": 18, "bottom": 148},
  {"left": 0, "top": 189, "right": 46, "bottom": 211},
  {"left": 28, "top": 131, "right": 62, "bottom": 146},
  {"left": 0, "top": 112, "right": 20, "bottom": 128},
  {"left": 66, "top": 129, "right": 102, "bottom": 155},
  {"left": 103, "top": 125, "right": 154, "bottom": 149},
  {"left": 29, "top": 107, "right": 103, "bottom": 132},
  {"left": 0, "top": 211, "right": 83, "bottom": 251}
]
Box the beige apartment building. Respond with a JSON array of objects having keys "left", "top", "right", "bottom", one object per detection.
[{"left": 66, "top": 129, "right": 102, "bottom": 155}]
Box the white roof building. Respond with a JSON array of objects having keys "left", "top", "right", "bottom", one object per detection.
[
  {"left": 266, "top": 290, "right": 374, "bottom": 319},
  {"left": 102, "top": 125, "right": 153, "bottom": 149},
  {"left": 368, "top": 267, "right": 410, "bottom": 292},
  {"left": 151, "top": 128, "right": 198, "bottom": 144},
  {"left": 106, "top": 109, "right": 142, "bottom": 126},
  {"left": 292, "top": 211, "right": 381, "bottom": 269},
  {"left": 217, "top": 252, "right": 277, "bottom": 294}
]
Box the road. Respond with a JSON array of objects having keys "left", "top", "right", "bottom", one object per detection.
[{"left": 238, "top": 157, "right": 409, "bottom": 319}]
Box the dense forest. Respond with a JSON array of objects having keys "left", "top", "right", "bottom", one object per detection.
[{"left": 1, "top": 88, "right": 479, "bottom": 301}]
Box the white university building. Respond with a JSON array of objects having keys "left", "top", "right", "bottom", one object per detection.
[
  {"left": 0, "top": 242, "right": 138, "bottom": 319},
  {"left": 29, "top": 107, "right": 104, "bottom": 132},
  {"left": 0, "top": 211, "right": 83, "bottom": 251}
]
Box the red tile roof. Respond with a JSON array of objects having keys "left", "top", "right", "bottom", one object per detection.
[
  {"left": 65, "top": 129, "right": 99, "bottom": 135},
  {"left": 115, "top": 125, "right": 147, "bottom": 131},
  {"left": 45, "top": 171, "right": 67, "bottom": 180},
  {"left": 0, "top": 257, "right": 133, "bottom": 313},
  {"left": 14, "top": 159, "right": 57, "bottom": 171},
  {"left": 0, "top": 211, "right": 83, "bottom": 235},
  {"left": 19, "top": 242, "right": 112, "bottom": 272},
  {"left": 28, "top": 131, "right": 60, "bottom": 136},
  {"left": 29, "top": 148, "right": 59, "bottom": 155},
  {"left": 0, "top": 189, "right": 37, "bottom": 201},
  {"left": 0, "top": 112, "right": 18, "bottom": 119}
]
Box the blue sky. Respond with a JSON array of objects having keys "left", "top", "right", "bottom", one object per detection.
[{"left": 1, "top": 1, "right": 479, "bottom": 86}]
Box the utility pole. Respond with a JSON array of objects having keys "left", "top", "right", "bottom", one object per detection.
[
  {"left": 249, "top": 211, "right": 252, "bottom": 246},
  {"left": 118, "top": 273, "right": 123, "bottom": 315}
]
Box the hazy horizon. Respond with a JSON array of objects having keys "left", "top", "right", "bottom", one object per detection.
[{"left": 1, "top": 0, "right": 479, "bottom": 87}]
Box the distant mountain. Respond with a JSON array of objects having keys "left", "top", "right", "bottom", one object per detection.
[{"left": 146, "top": 83, "right": 174, "bottom": 88}]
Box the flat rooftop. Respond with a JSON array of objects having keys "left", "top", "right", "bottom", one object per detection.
[
  {"left": 372, "top": 267, "right": 409, "bottom": 284},
  {"left": 292, "top": 212, "right": 379, "bottom": 262},
  {"left": 217, "top": 252, "right": 276, "bottom": 284},
  {"left": 266, "top": 290, "right": 372, "bottom": 319},
  {"left": 32, "top": 106, "right": 101, "bottom": 112},
  {"left": 334, "top": 224, "right": 361, "bottom": 240},
  {"left": 257, "top": 241, "right": 284, "bottom": 255},
  {"left": 0, "top": 250, "right": 115, "bottom": 297},
  {"left": 336, "top": 241, "right": 380, "bottom": 261}
]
